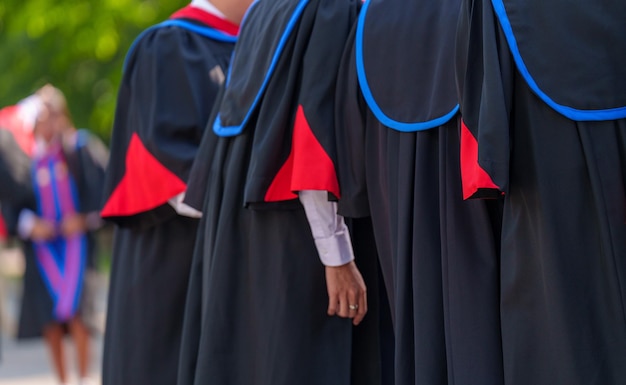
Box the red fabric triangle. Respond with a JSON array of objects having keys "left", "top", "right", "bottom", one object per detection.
[
  {"left": 170, "top": 5, "right": 240, "bottom": 36},
  {"left": 460, "top": 120, "right": 499, "bottom": 199},
  {"left": 101, "top": 133, "right": 187, "bottom": 217},
  {"left": 265, "top": 105, "right": 340, "bottom": 202},
  {"left": 0, "top": 215, "right": 7, "bottom": 241}
]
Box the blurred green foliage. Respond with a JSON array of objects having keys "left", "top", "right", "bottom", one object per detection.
[{"left": 0, "top": 0, "right": 187, "bottom": 142}]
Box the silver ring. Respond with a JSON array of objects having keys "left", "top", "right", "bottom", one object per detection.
[{"left": 349, "top": 304, "right": 358, "bottom": 311}]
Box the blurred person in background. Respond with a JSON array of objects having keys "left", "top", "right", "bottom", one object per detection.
[{"left": 1, "top": 84, "right": 108, "bottom": 385}]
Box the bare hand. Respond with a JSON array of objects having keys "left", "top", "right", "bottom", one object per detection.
[
  {"left": 30, "top": 218, "right": 56, "bottom": 241},
  {"left": 326, "top": 261, "right": 367, "bottom": 326},
  {"left": 60, "top": 213, "right": 87, "bottom": 237}
]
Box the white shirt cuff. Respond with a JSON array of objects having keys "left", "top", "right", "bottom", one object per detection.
[
  {"left": 17, "top": 209, "right": 37, "bottom": 240},
  {"left": 168, "top": 192, "right": 203, "bottom": 218},
  {"left": 298, "top": 190, "right": 355, "bottom": 267}
]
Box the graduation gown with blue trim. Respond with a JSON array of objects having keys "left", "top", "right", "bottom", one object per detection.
[
  {"left": 334, "top": 1, "right": 504, "bottom": 384},
  {"left": 456, "top": 0, "right": 626, "bottom": 383},
  {"left": 99, "top": 7, "right": 239, "bottom": 385},
  {"left": 176, "top": 1, "right": 384, "bottom": 384}
]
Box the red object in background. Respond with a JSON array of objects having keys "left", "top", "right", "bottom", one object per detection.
[
  {"left": 0, "top": 101, "right": 37, "bottom": 242},
  {"left": 0, "top": 104, "right": 36, "bottom": 157},
  {"left": 0, "top": 214, "right": 8, "bottom": 241}
]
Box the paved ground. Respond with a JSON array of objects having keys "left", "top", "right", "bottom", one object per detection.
[
  {"left": 0, "top": 334, "right": 103, "bottom": 385},
  {"left": 0, "top": 246, "right": 107, "bottom": 385}
]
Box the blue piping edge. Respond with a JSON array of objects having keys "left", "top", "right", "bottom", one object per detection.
[
  {"left": 491, "top": 0, "right": 626, "bottom": 121},
  {"left": 124, "top": 19, "right": 238, "bottom": 71},
  {"left": 213, "top": 0, "right": 311, "bottom": 137},
  {"left": 355, "top": 0, "right": 459, "bottom": 132}
]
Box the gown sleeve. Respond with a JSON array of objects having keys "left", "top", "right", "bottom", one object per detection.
[
  {"left": 456, "top": 0, "right": 515, "bottom": 199},
  {"left": 262, "top": 0, "right": 359, "bottom": 203},
  {"left": 73, "top": 131, "right": 109, "bottom": 214},
  {"left": 182, "top": 86, "right": 225, "bottom": 212},
  {"left": 334, "top": 28, "right": 370, "bottom": 219},
  {"left": 101, "top": 27, "right": 221, "bottom": 223}
]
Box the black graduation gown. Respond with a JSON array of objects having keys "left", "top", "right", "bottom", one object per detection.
[
  {"left": 456, "top": 0, "right": 626, "bottom": 384},
  {"left": 335, "top": 1, "right": 504, "bottom": 384},
  {"left": 0, "top": 130, "right": 108, "bottom": 339},
  {"left": 176, "top": 1, "right": 382, "bottom": 384},
  {"left": 99, "top": 8, "right": 238, "bottom": 385}
]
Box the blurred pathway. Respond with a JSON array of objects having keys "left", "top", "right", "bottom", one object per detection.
[
  {"left": 1, "top": 246, "right": 107, "bottom": 385},
  {"left": 0, "top": 335, "right": 102, "bottom": 385}
]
